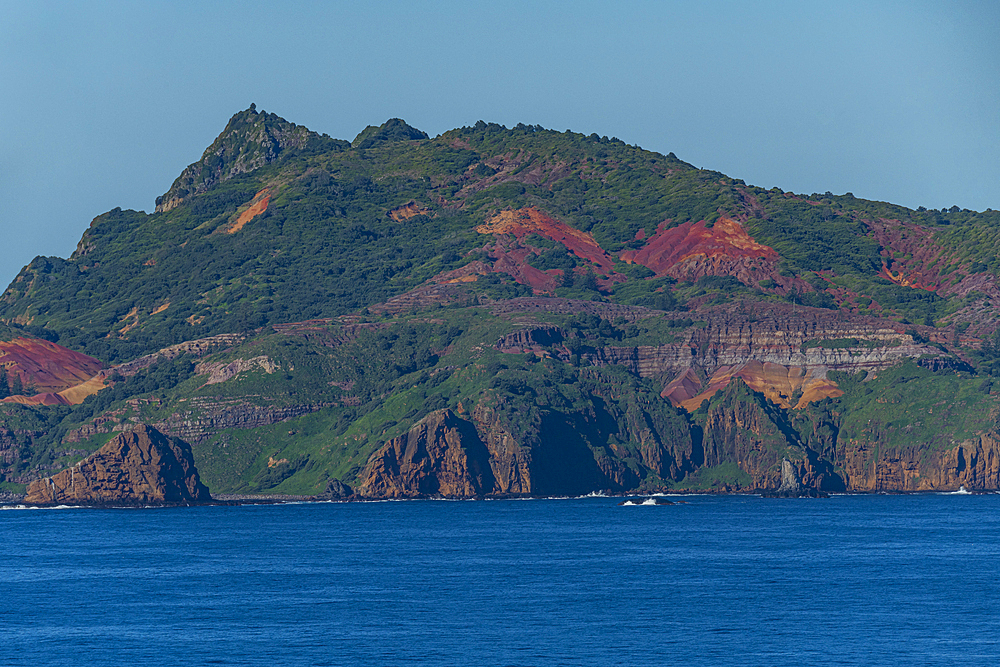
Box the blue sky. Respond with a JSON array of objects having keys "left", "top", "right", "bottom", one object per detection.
[{"left": 1, "top": 1, "right": 997, "bottom": 286}]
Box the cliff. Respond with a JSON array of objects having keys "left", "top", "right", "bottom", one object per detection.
[
  {"left": 25, "top": 425, "right": 210, "bottom": 505},
  {"left": 5, "top": 108, "right": 1000, "bottom": 498},
  {"left": 838, "top": 433, "right": 1000, "bottom": 492},
  {"left": 356, "top": 409, "right": 495, "bottom": 498}
]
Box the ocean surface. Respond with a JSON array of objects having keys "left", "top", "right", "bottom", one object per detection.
[{"left": 2, "top": 493, "right": 999, "bottom": 666}]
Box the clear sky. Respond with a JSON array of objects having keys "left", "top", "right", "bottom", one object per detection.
[{"left": 1, "top": 1, "right": 997, "bottom": 287}]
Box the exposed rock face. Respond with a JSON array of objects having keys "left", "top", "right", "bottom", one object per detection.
[
  {"left": 356, "top": 409, "right": 495, "bottom": 498},
  {"left": 470, "top": 403, "right": 534, "bottom": 494},
  {"left": 495, "top": 325, "right": 565, "bottom": 352},
  {"left": 585, "top": 302, "right": 943, "bottom": 411},
  {"left": 699, "top": 386, "right": 793, "bottom": 489},
  {"left": 778, "top": 459, "right": 801, "bottom": 493},
  {"left": 111, "top": 333, "right": 247, "bottom": 378},
  {"left": 839, "top": 433, "right": 1000, "bottom": 492},
  {"left": 196, "top": 355, "right": 279, "bottom": 385},
  {"left": 153, "top": 399, "right": 329, "bottom": 444},
  {"left": 356, "top": 380, "right": 701, "bottom": 499},
  {"left": 25, "top": 425, "right": 210, "bottom": 505},
  {"left": 156, "top": 106, "right": 334, "bottom": 213}
]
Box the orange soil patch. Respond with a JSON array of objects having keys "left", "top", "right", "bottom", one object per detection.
[
  {"left": 151, "top": 302, "right": 170, "bottom": 315},
  {"left": 119, "top": 306, "right": 140, "bottom": 335},
  {"left": 389, "top": 201, "right": 431, "bottom": 222},
  {"left": 879, "top": 263, "right": 940, "bottom": 291},
  {"left": 4, "top": 373, "right": 108, "bottom": 406},
  {"left": 0, "top": 337, "right": 104, "bottom": 395},
  {"left": 663, "top": 360, "right": 843, "bottom": 411},
  {"left": 227, "top": 189, "right": 271, "bottom": 234},
  {"left": 432, "top": 261, "right": 493, "bottom": 285},
  {"left": 2, "top": 392, "right": 72, "bottom": 406},
  {"left": 477, "top": 207, "right": 616, "bottom": 273},
  {"left": 56, "top": 374, "right": 108, "bottom": 404},
  {"left": 620, "top": 217, "right": 778, "bottom": 276}
]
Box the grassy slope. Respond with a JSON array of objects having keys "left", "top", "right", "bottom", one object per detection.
[{"left": 3, "top": 111, "right": 1000, "bottom": 493}]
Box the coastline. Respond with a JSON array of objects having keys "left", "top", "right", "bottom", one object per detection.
[{"left": 1, "top": 485, "right": 993, "bottom": 509}]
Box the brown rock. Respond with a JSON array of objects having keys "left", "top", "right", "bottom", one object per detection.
[
  {"left": 356, "top": 409, "right": 495, "bottom": 498},
  {"left": 25, "top": 425, "right": 210, "bottom": 505},
  {"left": 839, "top": 433, "right": 1000, "bottom": 492}
]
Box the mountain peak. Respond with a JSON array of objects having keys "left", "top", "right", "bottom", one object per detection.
[
  {"left": 351, "top": 118, "right": 429, "bottom": 149},
  {"left": 155, "top": 106, "right": 344, "bottom": 213}
]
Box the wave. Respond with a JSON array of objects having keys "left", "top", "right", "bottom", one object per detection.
[
  {"left": 620, "top": 498, "right": 660, "bottom": 506},
  {"left": 0, "top": 504, "right": 83, "bottom": 511}
]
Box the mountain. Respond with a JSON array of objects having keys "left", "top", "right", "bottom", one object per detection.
[{"left": 3, "top": 106, "right": 1000, "bottom": 499}]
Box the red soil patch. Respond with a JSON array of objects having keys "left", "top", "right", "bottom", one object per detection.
[
  {"left": 487, "top": 244, "right": 562, "bottom": 292},
  {"left": 0, "top": 337, "right": 104, "bottom": 397},
  {"left": 868, "top": 218, "right": 950, "bottom": 292},
  {"left": 477, "top": 207, "right": 616, "bottom": 274},
  {"left": 620, "top": 217, "right": 778, "bottom": 279}
]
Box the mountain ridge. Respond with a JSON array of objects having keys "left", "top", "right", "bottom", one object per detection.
[{"left": 4, "top": 107, "right": 1000, "bottom": 500}]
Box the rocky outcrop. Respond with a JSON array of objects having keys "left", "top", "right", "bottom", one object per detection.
[
  {"left": 495, "top": 326, "right": 565, "bottom": 352},
  {"left": 839, "top": 433, "right": 1000, "bottom": 491},
  {"left": 156, "top": 106, "right": 337, "bottom": 212},
  {"left": 196, "top": 355, "right": 279, "bottom": 385},
  {"left": 356, "top": 380, "right": 702, "bottom": 499},
  {"left": 470, "top": 403, "right": 534, "bottom": 494},
  {"left": 24, "top": 425, "right": 210, "bottom": 505},
  {"left": 356, "top": 409, "right": 495, "bottom": 498},
  {"left": 111, "top": 333, "right": 247, "bottom": 378},
  {"left": 777, "top": 458, "right": 801, "bottom": 493},
  {"left": 154, "top": 399, "right": 328, "bottom": 444},
  {"left": 698, "top": 385, "right": 793, "bottom": 489},
  {"left": 584, "top": 302, "right": 945, "bottom": 411}
]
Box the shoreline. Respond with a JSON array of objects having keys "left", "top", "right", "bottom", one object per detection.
[{"left": 0, "top": 486, "right": 992, "bottom": 509}]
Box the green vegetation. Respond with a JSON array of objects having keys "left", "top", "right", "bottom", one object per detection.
[
  {"left": 5, "top": 108, "right": 1000, "bottom": 496},
  {"left": 827, "top": 362, "right": 994, "bottom": 451}
]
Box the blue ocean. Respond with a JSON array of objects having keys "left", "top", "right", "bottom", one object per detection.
[{"left": 2, "top": 494, "right": 999, "bottom": 666}]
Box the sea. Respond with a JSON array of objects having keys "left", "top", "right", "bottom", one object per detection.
[{"left": 2, "top": 493, "right": 999, "bottom": 667}]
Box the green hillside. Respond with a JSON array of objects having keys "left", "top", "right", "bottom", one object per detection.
[{"left": 4, "top": 106, "right": 1000, "bottom": 498}]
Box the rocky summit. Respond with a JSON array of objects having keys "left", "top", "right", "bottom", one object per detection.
[
  {"left": 3, "top": 107, "right": 1000, "bottom": 500},
  {"left": 25, "top": 425, "right": 210, "bottom": 505}
]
